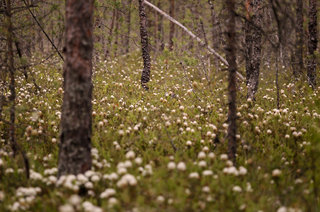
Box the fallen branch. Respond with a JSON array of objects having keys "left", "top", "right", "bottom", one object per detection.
[{"left": 144, "top": 0, "right": 245, "bottom": 81}]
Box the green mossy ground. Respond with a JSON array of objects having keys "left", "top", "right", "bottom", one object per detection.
[{"left": 0, "top": 52, "right": 319, "bottom": 211}]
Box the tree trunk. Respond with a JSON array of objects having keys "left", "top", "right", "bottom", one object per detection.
[
  {"left": 307, "top": 0, "right": 317, "bottom": 88},
  {"left": 114, "top": 9, "right": 120, "bottom": 57},
  {"left": 225, "top": 0, "right": 237, "bottom": 163},
  {"left": 169, "top": 0, "right": 175, "bottom": 50},
  {"left": 294, "top": 0, "right": 304, "bottom": 78},
  {"left": 245, "top": 0, "right": 262, "bottom": 100},
  {"left": 157, "top": 1, "right": 164, "bottom": 51},
  {"left": 106, "top": 8, "right": 116, "bottom": 58},
  {"left": 5, "top": 0, "right": 17, "bottom": 156},
  {"left": 138, "top": 0, "right": 151, "bottom": 90},
  {"left": 125, "top": 0, "right": 132, "bottom": 54},
  {"left": 58, "top": 0, "right": 94, "bottom": 177}
]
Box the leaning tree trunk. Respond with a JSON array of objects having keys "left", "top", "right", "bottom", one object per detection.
[
  {"left": 245, "top": 0, "right": 262, "bottom": 100},
  {"left": 58, "top": 0, "right": 94, "bottom": 177},
  {"left": 294, "top": 0, "right": 304, "bottom": 78},
  {"left": 307, "top": 0, "right": 318, "bottom": 89},
  {"left": 225, "top": 0, "right": 237, "bottom": 163},
  {"left": 169, "top": 0, "right": 175, "bottom": 50},
  {"left": 138, "top": 0, "right": 151, "bottom": 90}
]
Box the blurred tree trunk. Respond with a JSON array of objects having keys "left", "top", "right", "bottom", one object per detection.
[
  {"left": 106, "top": 8, "right": 116, "bottom": 58},
  {"left": 114, "top": 9, "right": 119, "bottom": 57},
  {"left": 125, "top": 0, "right": 132, "bottom": 54},
  {"left": 169, "top": 0, "right": 175, "bottom": 50},
  {"left": 225, "top": 0, "right": 237, "bottom": 163},
  {"left": 5, "top": 0, "right": 17, "bottom": 156},
  {"left": 157, "top": 1, "right": 164, "bottom": 51},
  {"left": 138, "top": 0, "right": 151, "bottom": 90},
  {"left": 294, "top": 0, "right": 304, "bottom": 78},
  {"left": 58, "top": 0, "right": 94, "bottom": 177},
  {"left": 245, "top": 0, "right": 262, "bottom": 100},
  {"left": 307, "top": 0, "right": 317, "bottom": 88}
]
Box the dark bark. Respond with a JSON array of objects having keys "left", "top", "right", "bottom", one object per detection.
[
  {"left": 138, "top": 0, "right": 151, "bottom": 90},
  {"left": 307, "top": 0, "right": 317, "bottom": 88},
  {"left": 58, "top": 0, "right": 94, "bottom": 177},
  {"left": 125, "top": 0, "right": 132, "bottom": 54},
  {"left": 225, "top": 0, "right": 237, "bottom": 163},
  {"left": 294, "top": 0, "right": 304, "bottom": 77},
  {"left": 245, "top": 0, "right": 262, "bottom": 100},
  {"left": 114, "top": 9, "right": 119, "bottom": 57},
  {"left": 5, "top": 0, "right": 17, "bottom": 156},
  {"left": 169, "top": 0, "right": 175, "bottom": 50}
]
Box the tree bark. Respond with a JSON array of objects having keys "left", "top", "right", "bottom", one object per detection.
[
  {"left": 138, "top": 0, "right": 151, "bottom": 90},
  {"left": 5, "top": 0, "right": 17, "bottom": 156},
  {"left": 245, "top": 0, "right": 262, "bottom": 100},
  {"left": 307, "top": 0, "right": 317, "bottom": 88},
  {"left": 125, "top": 0, "right": 132, "bottom": 54},
  {"left": 225, "top": 0, "right": 237, "bottom": 163},
  {"left": 157, "top": 1, "right": 164, "bottom": 51},
  {"left": 58, "top": 0, "right": 94, "bottom": 177},
  {"left": 169, "top": 0, "right": 175, "bottom": 50},
  {"left": 294, "top": 0, "right": 304, "bottom": 78}
]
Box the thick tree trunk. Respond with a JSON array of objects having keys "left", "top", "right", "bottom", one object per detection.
[
  {"left": 307, "top": 0, "right": 317, "bottom": 88},
  {"left": 58, "top": 0, "right": 94, "bottom": 177},
  {"left": 138, "top": 0, "right": 151, "bottom": 90},
  {"left": 294, "top": 0, "right": 304, "bottom": 77},
  {"left": 125, "top": 0, "right": 132, "bottom": 54},
  {"left": 169, "top": 0, "right": 175, "bottom": 50},
  {"left": 225, "top": 0, "right": 237, "bottom": 163},
  {"left": 245, "top": 0, "right": 262, "bottom": 100}
]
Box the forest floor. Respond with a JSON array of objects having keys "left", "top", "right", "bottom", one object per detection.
[{"left": 0, "top": 52, "right": 320, "bottom": 211}]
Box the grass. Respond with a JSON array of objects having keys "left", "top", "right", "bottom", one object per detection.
[{"left": 0, "top": 51, "right": 319, "bottom": 211}]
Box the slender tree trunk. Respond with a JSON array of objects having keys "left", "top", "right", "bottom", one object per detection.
[
  {"left": 114, "top": 9, "right": 119, "bottom": 57},
  {"left": 225, "top": 0, "right": 237, "bottom": 163},
  {"left": 245, "top": 0, "right": 262, "bottom": 100},
  {"left": 58, "top": 0, "right": 94, "bottom": 177},
  {"left": 125, "top": 0, "right": 132, "bottom": 54},
  {"left": 307, "top": 0, "right": 318, "bottom": 88},
  {"left": 5, "top": 0, "right": 17, "bottom": 156},
  {"left": 157, "top": 1, "right": 164, "bottom": 51},
  {"left": 169, "top": 0, "right": 175, "bottom": 50},
  {"left": 106, "top": 8, "right": 116, "bottom": 58},
  {"left": 294, "top": 0, "right": 304, "bottom": 78},
  {"left": 138, "top": 0, "right": 151, "bottom": 90}
]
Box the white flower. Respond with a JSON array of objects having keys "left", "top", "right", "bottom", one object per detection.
[
  {"left": 117, "top": 174, "right": 137, "bottom": 188},
  {"left": 100, "top": 188, "right": 116, "bottom": 199},
  {"left": 177, "top": 162, "right": 186, "bottom": 171},
  {"left": 198, "top": 151, "right": 206, "bottom": 159},
  {"left": 202, "top": 186, "right": 210, "bottom": 193},
  {"left": 59, "top": 204, "right": 74, "bottom": 212},
  {"left": 272, "top": 169, "right": 282, "bottom": 177},
  {"left": 69, "top": 195, "right": 81, "bottom": 205},
  {"left": 202, "top": 170, "right": 213, "bottom": 176},
  {"left": 0, "top": 158, "right": 3, "bottom": 167},
  {"left": 277, "top": 206, "right": 287, "bottom": 212},
  {"left": 108, "top": 197, "right": 118, "bottom": 207},
  {"left": 220, "top": 154, "right": 228, "bottom": 160},
  {"left": 238, "top": 166, "right": 247, "bottom": 175},
  {"left": 91, "top": 175, "right": 100, "bottom": 182},
  {"left": 189, "top": 172, "right": 200, "bottom": 179},
  {"left": 125, "top": 151, "right": 136, "bottom": 159},
  {"left": 0, "top": 191, "right": 5, "bottom": 201},
  {"left": 208, "top": 152, "right": 215, "bottom": 159},
  {"left": 134, "top": 157, "right": 143, "bottom": 165},
  {"left": 198, "top": 160, "right": 207, "bottom": 167},
  {"left": 232, "top": 186, "right": 242, "bottom": 192},
  {"left": 167, "top": 162, "right": 176, "bottom": 170},
  {"left": 156, "top": 195, "right": 165, "bottom": 203},
  {"left": 223, "top": 166, "right": 239, "bottom": 176}
]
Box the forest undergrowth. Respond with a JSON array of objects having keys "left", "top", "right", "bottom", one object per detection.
[{"left": 0, "top": 52, "right": 319, "bottom": 211}]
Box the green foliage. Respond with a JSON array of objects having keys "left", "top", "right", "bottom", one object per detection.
[{"left": 0, "top": 53, "right": 319, "bottom": 211}]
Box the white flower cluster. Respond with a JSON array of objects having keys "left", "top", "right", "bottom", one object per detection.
[
  {"left": 223, "top": 166, "right": 247, "bottom": 176},
  {"left": 9, "top": 187, "right": 41, "bottom": 211}
]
